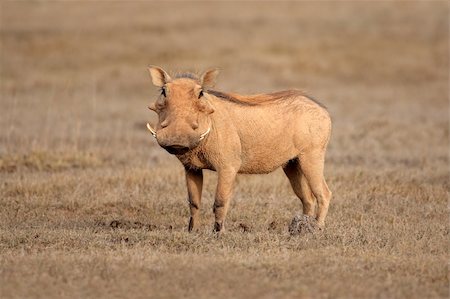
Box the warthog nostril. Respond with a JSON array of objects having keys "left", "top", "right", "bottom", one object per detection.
[{"left": 163, "top": 144, "right": 190, "bottom": 155}]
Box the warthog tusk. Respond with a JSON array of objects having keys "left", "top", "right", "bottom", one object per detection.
[
  {"left": 199, "top": 127, "right": 211, "bottom": 141},
  {"left": 146, "top": 123, "right": 157, "bottom": 138}
]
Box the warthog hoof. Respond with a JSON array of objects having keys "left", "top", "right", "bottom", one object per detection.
[
  {"left": 188, "top": 217, "right": 195, "bottom": 232},
  {"left": 213, "top": 222, "right": 223, "bottom": 232}
]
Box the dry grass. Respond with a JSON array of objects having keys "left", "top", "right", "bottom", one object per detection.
[{"left": 0, "top": 2, "right": 448, "bottom": 298}]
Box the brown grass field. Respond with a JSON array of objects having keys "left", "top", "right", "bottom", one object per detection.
[{"left": 0, "top": 2, "right": 448, "bottom": 298}]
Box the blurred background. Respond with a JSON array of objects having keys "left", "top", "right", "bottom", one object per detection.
[{"left": 1, "top": 1, "right": 447, "bottom": 167}]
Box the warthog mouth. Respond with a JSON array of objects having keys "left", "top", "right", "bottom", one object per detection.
[{"left": 162, "top": 145, "right": 190, "bottom": 155}]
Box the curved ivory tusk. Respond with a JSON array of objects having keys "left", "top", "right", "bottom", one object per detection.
[
  {"left": 199, "top": 127, "right": 211, "bottom": 141},
  {"left": 146, "top": 123, "right": 157, "bottom": 138}
]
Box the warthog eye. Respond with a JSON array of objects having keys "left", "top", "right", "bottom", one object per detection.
[
  {"left": 160, "top": 87, "right": 166, "bottom": 97},
  {"left": 198, "top": 90, "right": 204, "bottom": 99}
]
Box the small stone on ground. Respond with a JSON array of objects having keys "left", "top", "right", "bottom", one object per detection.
[{"left": 289, "top": 214, "right": 318, "bottom": 236}]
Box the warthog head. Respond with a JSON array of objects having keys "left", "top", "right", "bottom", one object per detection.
[{"left": 146, "top": 66, "right": 217, "bottom": 155}]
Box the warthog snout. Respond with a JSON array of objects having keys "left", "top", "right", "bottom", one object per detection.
[
  {"left": 156, "top": 128, "right": 198, "bottom": 155},
  {"left": 147, "top": 122, "right": 211, "bottom": 156}
]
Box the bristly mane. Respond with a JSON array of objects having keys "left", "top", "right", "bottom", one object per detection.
[
  {"left": 172, "top": 72, "right": 327, "bottom": 109},
  {"left": 207, "top": 89, "right": 327, "bottom": 109},
  {"left": 174, "top": 72, "right": 199, "bottom": 81}
]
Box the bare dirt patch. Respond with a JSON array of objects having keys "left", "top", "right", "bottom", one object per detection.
[{"left": 96, "top": 219, "right": 158, "bottom": 231}]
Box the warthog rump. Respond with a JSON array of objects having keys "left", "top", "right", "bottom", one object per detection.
[{"left": 146, "top": 66, "right": 332, "bottom": 232}]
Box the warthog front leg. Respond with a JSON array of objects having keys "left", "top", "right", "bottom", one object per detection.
[
  {"left": 185, "top": 168, "right": 203, "bottom": 232},
  {"left": 213, "top": 168, "right": 237, "bottom": 232}
]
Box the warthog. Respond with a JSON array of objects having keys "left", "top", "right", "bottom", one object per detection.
[{"left": 146, "top": 66, "right": 332, "bottom": 232}]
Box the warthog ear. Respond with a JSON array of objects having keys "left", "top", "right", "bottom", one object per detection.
[
  {"left": 148, "top": 66, "right": 172, "bottom": 87},
  {"left": 200, "top": 68, "right": 219, "bottom": 88}
]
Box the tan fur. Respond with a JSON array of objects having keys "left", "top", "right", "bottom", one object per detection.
[{"left": 147, "top": 67, "right": 332, "bottom": 232}]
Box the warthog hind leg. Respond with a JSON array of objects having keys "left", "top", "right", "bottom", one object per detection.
[
  {"left": 283, "top": 158, "right": 316, "bottom": 216},
  {"left": 298, "top": 150, "right": 332, "bottom": 228}
]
